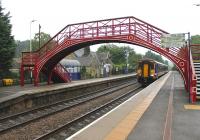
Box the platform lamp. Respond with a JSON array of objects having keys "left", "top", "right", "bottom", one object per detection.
[
  {"left": 39, "top": 24, "right": 41, "bottom": 48},
  {"left": 126, "top": 49, "right": 129, "bottom": 74},
  {"left": 30, "top": 19, "right": 37, "bottom": 84}
]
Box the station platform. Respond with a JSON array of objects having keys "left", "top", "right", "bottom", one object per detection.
[
  {"left": 67, "top": 71, "right": 200, "bottom": 140},
  {"left": 0, "top": 74, "right": 135, "bottom": 109},
  {"left": 0, "top": 74, "right": 134, "bottom": 101}
]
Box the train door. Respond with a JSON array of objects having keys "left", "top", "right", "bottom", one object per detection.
[
  {"left": 143, "top": 63, "right": 149, "bottom": 78},
  {"left": 155, "top": 63, "right": 158, "bottom": 79}
]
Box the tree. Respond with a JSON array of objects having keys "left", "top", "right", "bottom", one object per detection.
[
  {"left": 15, "top": 40, "right": 29, "bottom": 58},
  {"left": 32, "top": 32, "right": 51, "bottom": 51},
  {"left": 128, "top": 49, "right": 142, "bottom": 67},
  {"left": 0, "top": 2, "right": 16, "bottom": 78},
  {"left": 144, "top": 50, "right": 165, "bottom": 63},
  {"left": 191, "top": 35, "right": 200, "bottom": 44},
  {"left": 97, "top": 44, "right": 126, "bottom": 65},
  {"left": 97, "top": 44, "right": 142, "bottom": 67},
  {"left": 164, "top": 60, "right": 169, "bottom": 65}
]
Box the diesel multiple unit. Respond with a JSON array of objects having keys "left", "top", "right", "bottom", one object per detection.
[{"left": 137, "top": 59, "right": 168, "bottom": 85}]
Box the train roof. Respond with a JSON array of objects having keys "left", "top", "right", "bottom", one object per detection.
[{"left": 138, "top": 58, "right": 168, "bottom": 67}]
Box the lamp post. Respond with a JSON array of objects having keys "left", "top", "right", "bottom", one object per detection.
[
  {"left": 39, "top": 24, "right": 41, "bottom": 48},
  {"left": 30, "top": 20, "right": 36, "bottom": 83},
  {"left": 30, "top": 20, "right": 36, "bottom": 52},
  {"left": 126, "top": 50, "right": 129, "bottom": 74}
]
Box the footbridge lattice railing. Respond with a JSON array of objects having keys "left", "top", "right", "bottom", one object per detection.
[{"left": 20, "top": 16, "right": 197, "bottom": 102}]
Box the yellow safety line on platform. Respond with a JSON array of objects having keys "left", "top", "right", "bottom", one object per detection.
[
  {"left": 104, "top": 87, "right": 159, "bottom": 140},
  {"left": 184, "top": 105, "right": 200, "bottom": 110}
]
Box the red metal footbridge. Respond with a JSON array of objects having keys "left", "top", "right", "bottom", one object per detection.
[{"left": 20, "top": 16, "right": 198, "bottom": 102}]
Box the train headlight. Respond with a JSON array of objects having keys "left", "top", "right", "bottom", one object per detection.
[{"left": 150, "top": 70, "right": 155, "bottom": 76}]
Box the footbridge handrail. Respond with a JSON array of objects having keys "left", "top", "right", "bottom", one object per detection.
[
  {"left": 20, "top": 16, "right": 195, "bottom": 103},
  {"left": 190, "top": 50, "right": 197, "bottom": 102},
  {"left": 31, "top": 16, "right": 168, "bottom": 59},
  {"left": 54, "top": 63, "right": 71, "bottom": 82}
]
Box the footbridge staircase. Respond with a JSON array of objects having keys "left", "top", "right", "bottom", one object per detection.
[
  {"left": 191, "top": 44, "right": 200, "bottom": 97},
  {"left": 21, "top": 52, "right": 71, "bottom": 85}
]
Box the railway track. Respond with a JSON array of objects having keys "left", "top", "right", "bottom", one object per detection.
[
  {"left": 0, "top": 80, "right": 137, "bottom": 135},
  {"left": 34, "top": 85, "right": 142, "bottom": 140}
]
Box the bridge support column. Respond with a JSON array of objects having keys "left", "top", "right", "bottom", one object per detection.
[
  {"left": 34, "top": 65, "right": 39, "bottom": 86},
  {"left": 190, "top": 79, "right": 197, "bottom": 103},
  {"left": 20, "top": 64, "right": 24, "bottom": 86},
  {"left": 48, "top": 70, "right": 53, "bottom": 85},
  {"left": 173, "top": 59, "right": 188, "bottom": 92},
  {"left": 183, "top": 64, "right": 189, "bottom": 92}
]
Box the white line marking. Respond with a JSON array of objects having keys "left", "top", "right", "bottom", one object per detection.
[{"left": 66, "top": 72, "right": 171, "bottom": 140}]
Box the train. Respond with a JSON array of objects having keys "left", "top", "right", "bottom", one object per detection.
[{"left": 137, "top": 59, "right": 168, "bottom": 85}]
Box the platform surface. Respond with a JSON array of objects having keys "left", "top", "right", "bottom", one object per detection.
[
  {"left": 128, "top": 71, "right": 200, "bottom": 140},
  {"left": 0, "top": 74, "right": 135, "bottom": 104},
  {"left": 66, "top": 71, "right": 171, "bottom": 140},
  {"left": 66, "top": 71, "right": 200, "bottom": 140}
]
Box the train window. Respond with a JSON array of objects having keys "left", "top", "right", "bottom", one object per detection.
[
  {"left": 155, "top": 64, "right": 158, "bottom": 73},
  {"left": 138, "top": 62, "right": 142, "bottom": 69},
  {"left": 148, "top": 62, "right": 154, "bottom": 69}
]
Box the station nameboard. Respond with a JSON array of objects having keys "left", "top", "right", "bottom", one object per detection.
[{"left": 161, "top": 33, "right": 185, "bottom": 48}]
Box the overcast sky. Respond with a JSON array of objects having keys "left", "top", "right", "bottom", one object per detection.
[{"left": 1, "top": 0, "right": 200, "bottom": 54}]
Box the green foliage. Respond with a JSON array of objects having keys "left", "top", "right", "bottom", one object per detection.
[
  {"left": 97, "top": 44, "right": 126, "bottom": 65},
  {"left": 164, "top": 60, "right": 169, "bottom": 65},
  {"left": 97, "top": 44, "right": 142, "bottom": 67},
  {"left": 144, "top": 50, "right": 166, "bottom": 64},
  {"left": 0, "top": 2, "right": 16, "bottom": 78},
  {"left": 191, "top": 35, "right": 200, "bottom": 44},
  {"left": 32, "top": 32, "right": 51, "bottom": 51},
  {"left": 15, "top": 40, "right": 29, "bottom": 57},
  {"left": 171, "top": 64, "right": 177, "bottom": 71},
  {"left": 14, "top": 32, "right": 51, "bottom": 58},
  {"left": 128, "top": 52, "right": 142, "bottom": 67}
]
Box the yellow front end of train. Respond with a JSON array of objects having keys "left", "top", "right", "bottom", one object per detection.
[{"left": 137, "top": 59, "right": 168, "bottom": 85}]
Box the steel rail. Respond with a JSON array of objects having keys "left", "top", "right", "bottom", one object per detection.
[
  {"left": 34, "top": 85, "right": 142, "bottom": 140},
  {"left": 0, "top": 80, "right": 136, "bottom": 134}
]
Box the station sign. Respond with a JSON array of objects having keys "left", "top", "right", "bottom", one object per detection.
[{"left": 161, "top": 33, "right": 185, "bottom": 48}]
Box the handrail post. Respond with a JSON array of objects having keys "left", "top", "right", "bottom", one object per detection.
[
  {"left": 97, "top": 22, "right": 99, "bottom": 37},
  {"left": 188, "top": 32, "right": 191, "bottom": 103},
  {"left": 129, "top": 18, "right": 131, "bottom": 34}
]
